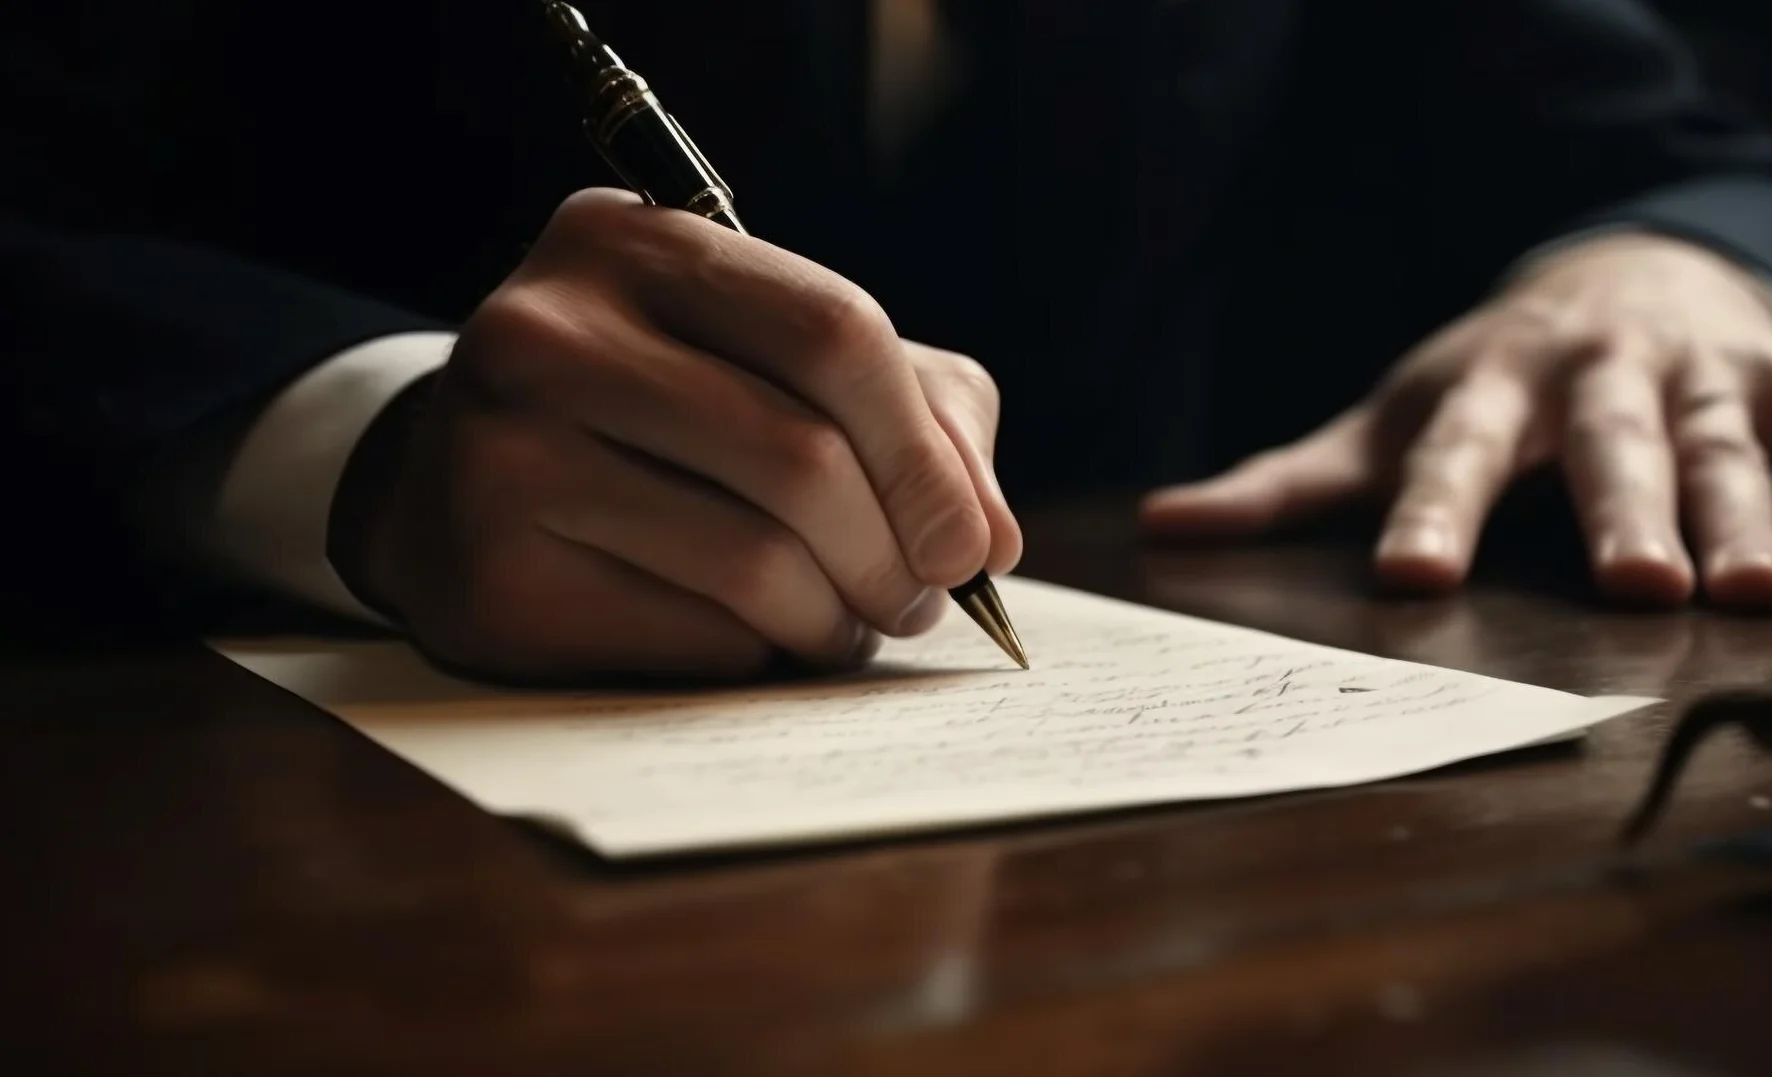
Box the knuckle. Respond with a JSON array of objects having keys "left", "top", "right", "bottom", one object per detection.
[
  {"left": 552, "top": 188, "right": 635, "bottom": 242},
  {"left": 767, "top": 420, "right": 851, "bottom": 504},
  {"left": 875, "top": 443, "right": 951, "bottom": 510},
  {"left": 1505, "top": 296, "right": 1563, "bottom": 333},
  {"left": 1568, "top": 408, "right": 1662, "bottom": 448},
  {"left": 1674, "top": 386, "right": 1739, "bottom": 424},
  {"left": 800, "top": 286, "right": 895, "bottom": 365},
  {"left": 1409, "top": 434, "right": 1511, "bottom": 483},
  {"left": 467, "top": 285, "right": 656, "bottom": 414},
  {"left": 1476, "top": 301, "right": 1560, "bottom": 353},
  {"left": 1413, "top": 412, "right": 1496, "bottom": 456},
  {"left": 551, "top": 189, "right": 707, "bottom": 272},
  {"left": 945, "top": 353, "right": 1000, "bottom": 408},
  {"left": 713, "top": 531, "right": 805, "bottom": 612},
  {"left": 459, "top": 287, "right": 582, "bottom": 396},
  {"left": 1554, "top": 325, "right": 1620, "bottom": 360},
  {"left": 622, "top": 209, "right": 705, "bottom": 267},
  {"left": 546, "top": 194, "right": 629, "bottom": 262},
  {"left": 1676, "top": 429, "right": 1765, "bottom": 471},
  {"left": 492, "top": 285, "right": 577, "bottom": 345}
]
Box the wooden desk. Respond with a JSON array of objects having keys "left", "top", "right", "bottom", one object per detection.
[{"left": 6, "top": 500, "right": 1772, "bottom": 1076}]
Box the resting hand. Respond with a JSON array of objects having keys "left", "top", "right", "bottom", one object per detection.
[
  {"left": 1141, "top": 233, "right": 1772, "bottom": 608},
  {"left": 332, "top": 189, "right": 1020, "bottom": 681}
]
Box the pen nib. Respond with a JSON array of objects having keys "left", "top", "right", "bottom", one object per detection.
[{"left": 957, "top": 579, "right": 1029, "bottom": 670}]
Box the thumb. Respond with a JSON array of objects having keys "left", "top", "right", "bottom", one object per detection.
[{"left": 1139, "top": 411, "right": 1378, "bottom": 537}]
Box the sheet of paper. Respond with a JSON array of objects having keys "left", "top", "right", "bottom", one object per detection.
[{"left": 216, "top": 577, "right": 1654, "bottom": 857}]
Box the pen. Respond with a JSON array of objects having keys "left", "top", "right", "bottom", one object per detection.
[{"left": 540, "top": 0, "right": 1028, "bottom": 669}]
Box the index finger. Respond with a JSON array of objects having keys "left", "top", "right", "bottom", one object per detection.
[{"left": 567, "top": 201, "right": 990, "bottom": 588}]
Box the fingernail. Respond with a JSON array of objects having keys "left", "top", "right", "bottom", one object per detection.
[
  {"left": 1597, "top": 533, "right": 1695, "bottom": 605},
  {"left": 907, "top": 588, "right": 949, "bottom": 637},
  {"left": 1709, "top": 547, "right": 1772, "bottom": 585},
  {"left": 1719, "top": 548, "right": 1772, "bottom": 570},
  {"left": 894, "top": 588, "right": 946, "bottom": 635},
  {"left": 1378, "top": 524, "right": 1452, "bottom": 562},
  {"left": 893, "top": 588, "right": 935, "bottom": 637},
  {"left": 848, "top": 623, "right": 883, "bottom": 664},
  {"left": 913, "top": 506, "right": 982, "bottom": 582}
]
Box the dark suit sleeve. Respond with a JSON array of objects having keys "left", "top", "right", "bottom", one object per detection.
[
  {"left": 1402, "top": 0, "right": 1772, "bottom": 295},
  {"left": 0, "top": 214, "right": 437, "bottom": 458},
  {"left": 0, "top": 6, "right": 443, "bottom": 641},
  {"left": 0, "top": 213, "right": 440, "bottom": 643}
]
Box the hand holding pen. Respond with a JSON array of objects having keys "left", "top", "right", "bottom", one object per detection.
[
  {"left": 325, "top": 5, "right": 1025, "bottom": 684},
  {"left": 538, "top": 0, "right": 1028, "bottom": 667}
]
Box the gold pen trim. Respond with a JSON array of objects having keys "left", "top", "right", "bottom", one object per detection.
[
  {"left": 683, "top": 187, "right": 737, "bottom": 220},
  {"left": 594, "top": 82, "right": 660, "bottom": 145}
]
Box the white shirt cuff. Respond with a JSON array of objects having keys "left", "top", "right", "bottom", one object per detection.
[{"left": 193, "top": 331, "right": 453, "bottom": 623}]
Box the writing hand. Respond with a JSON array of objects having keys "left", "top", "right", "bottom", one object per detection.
[
  {"left": 334, "top": 189, "right": 1020, "bottom": 681},
  {"left": 1141, "top": 233, "right": 1772, "bottom": 609}
]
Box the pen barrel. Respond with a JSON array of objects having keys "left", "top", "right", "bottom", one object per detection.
[{"left": 582, "top": 68, "right": 743, "bottom": 232}]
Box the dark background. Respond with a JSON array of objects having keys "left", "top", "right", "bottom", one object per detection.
[{"left": 1658, "top": 1, "right": 1772, "bottom": 117}]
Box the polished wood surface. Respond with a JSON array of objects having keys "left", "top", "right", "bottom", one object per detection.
[{"left": 6, "top": 499, "right": 1772, "bottom": 1076}]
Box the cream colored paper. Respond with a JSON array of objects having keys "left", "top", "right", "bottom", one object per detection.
[{"left": 216, "top": 577, "right": 1653, "bottom": 857}]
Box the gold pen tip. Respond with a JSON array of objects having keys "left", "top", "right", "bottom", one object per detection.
[
  {"left": 956, "top": 581, "right": 1029, "bottom": 670},
  {"left": 1006, "top": 629, "right": 1029, "bottom": 670}
]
